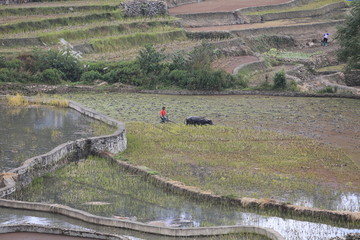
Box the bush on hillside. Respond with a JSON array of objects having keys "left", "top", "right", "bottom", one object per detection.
[
  {"left": 273, "top": 70, "right": 286, "bottom": 89},
  {"left": 0, "top": 56, "right": 21, "bottom": 70},
  {"left": 136, "top": 44, "right": 165, "bottom": 75},
  {"left": 336, "top": 1, "right": 360, "bottom": 71},
  {"left": 185, "top": 69, "right": 234, "bottom": 91},
  {"left": 80, "top": 70, "right": 102, "bottom": 84},
  {"left": 187, "top": 41, "right": 219, "bottom": 71},
  {"left": 0, "top": 68, "right": 16, "bottom": 82},
  {"left": 102, "top": 61, "right": 142, "bottom": 85},
  {"left": 32, "top": 48, "right": 83, "bottom": 82},
  {"left": 35, "top": 68, "right": 63, "bottom": 85},
  {"left": 168, "top": 69, "right": 191, "bottom": 87}
]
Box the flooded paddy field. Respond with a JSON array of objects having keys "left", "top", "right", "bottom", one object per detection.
[
  {"left": 1, "top": 93, "right": 359, "bottom": 240},
  {"left": 63, "top": 93, "right": 360, "bottom": 210},
  {"left": 7, "top": 156, "right": 360, "bottom": 240},
  {"left": 0, "top": 100, "right": 114, "bottom": 172}
]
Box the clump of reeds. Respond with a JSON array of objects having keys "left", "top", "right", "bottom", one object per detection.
[
  {"left": 6, "top": 93, "right": 29, "bottom": 106},
  {"left": 33, "top": 94, "right": 69, "bottom": 107}
]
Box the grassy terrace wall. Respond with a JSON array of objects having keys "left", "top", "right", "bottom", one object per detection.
[{"left": 0, "top": 96, "right": 127, "bottom": 198}]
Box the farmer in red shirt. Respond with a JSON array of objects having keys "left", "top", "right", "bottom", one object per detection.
[{"left": 159, "top": 106, "right": 167, "bottom": 123}]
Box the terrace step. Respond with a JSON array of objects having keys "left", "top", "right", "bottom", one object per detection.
[
  {"left": 0, "top": 19, "right": 179, "bottom": 47},
  {"left": 0, "top": 11, "right": 122, "bottom": 36},
  {"left": 186, "top": 18, "right": 344, "bottom": 44},
  {"left": 169, "top": 0, "right": 347, "bottom": 27}
]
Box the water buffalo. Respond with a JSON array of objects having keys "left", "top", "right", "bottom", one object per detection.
[{"left": 185, "top": 116, "right": 213, "bottom": 126}]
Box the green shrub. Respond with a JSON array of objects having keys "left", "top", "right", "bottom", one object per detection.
[
  {"left": 0, "top": 68, "right": 33, "bottom": 83},
  {"left": 185, "top": 69, "right": 232, "bottom": 91},
  {"left": 0, "top": 68, "right": 15, "bottom": 82},
  {"left": 288, "top": 80, "right": 300, "bottom": 92},
  {"left": 32, "top": 48, "right": 83, "bottom": 82},
  {"left": 0, "top": 56, "right": 21, "bottom": 69},
  {"left": 102, "top": 61, "right": 141, "bottom": 85},
  {"left": 317, "top": 86, "right": 338, "bottom": 93},
  {"left": 137, "top": 44, "right": 165, "bottom": 75},
  {"left": 273, "top": 70, "right": 286, "bottom": 89},
  {"left": 168, "top": 69, "right": 190, "bottom": 87},
  {"left": 80, "top": 70, "right": 102, "bottom": 83},
  {"left": 35, "top": 68, "right": 63, "bottom": 85},
  {"left": 235, "top": 76, "right": 249, "bottom": 89},
  {"left": 187, "top": 41, "right": 219, "bottom": 71},
  {"left": 169, "top": 51, "right": 188, "bottom": 71}
]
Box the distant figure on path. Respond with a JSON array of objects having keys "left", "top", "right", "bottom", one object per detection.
[
  {"left": 159, "top": 106, "right": 167, "bottom": 123},
  {"left": 322, "top": 33, "right": 329, "bottom": 46}
]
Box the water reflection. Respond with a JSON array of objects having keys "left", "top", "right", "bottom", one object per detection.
[
  {"left": 8, "top": 157, "right": 360, "bottom": 240},
  {"left": 0, "top": 101, "right": 108, "bottom": 172},
  {"left": 293, "top": 193, "right": 360, "bottom": 212}
]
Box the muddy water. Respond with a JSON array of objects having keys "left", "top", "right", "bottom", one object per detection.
[
  {"left": 0, "top": 101, "right": 110, "bottom": 172},
  {"left": 8, "top": 157, "right": 360, "bottom": 240}
]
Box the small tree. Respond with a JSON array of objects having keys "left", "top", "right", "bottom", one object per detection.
[
  {"left": 336, "top": 1, "right": 360, "bottom": 71},
  {"left": 32, "top": 48, "right": 83, "bottom": 82},
  {"left": 187, "top": 41, "right": 219, "bottom": 71},
  {"left": 136, "top": 44, "right": 165, "bottom": 75},
  {"left": 273, "top": 70, "right": 286, "bottom": 89}
]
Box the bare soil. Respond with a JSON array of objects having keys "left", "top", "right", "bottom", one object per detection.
[{"left": 169, "top": 0, "right": 292, "bottom": 14}]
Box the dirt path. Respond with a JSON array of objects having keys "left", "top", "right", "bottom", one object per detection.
[
  {"left": 169, "top": 0, "right": 291, "bottom": 14},
  {"left": 212, "top": 56, "right": 260, "bottom": 73}
]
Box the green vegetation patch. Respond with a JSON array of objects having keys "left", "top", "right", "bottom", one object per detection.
[
  {"left": 0, "top": 11, "right": 122, "bottom": 36},
  {"left": 90, "top": 30, "right": 187, "bottom": 52},
  {"left": 265, "top": 48, "right": 321, "bottom": 60},
  {"left": 116, "top": 122, "right": 357, "bottom": 202},
  {"left": 0, "top": 5, "right": 118, "bottom": 17},
  {"left": 39, "top": 21, "right": 179, "bottom": 44}
]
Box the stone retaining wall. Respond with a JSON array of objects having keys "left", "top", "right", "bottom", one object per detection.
[
  {"left": 0, "top": 225, "right": 127, "bottom": 240},
  {"left": 0, "top": 38, "right": 44, "bottom": 47},
  {"left": 120, "top": 0, "right": 168, "bottom": 17},
  {"left": 0, "top": 199, "right": 284, "bottom": 239},
  {"left": 0, "top": 96, "right": 127, "bottom": 198}
]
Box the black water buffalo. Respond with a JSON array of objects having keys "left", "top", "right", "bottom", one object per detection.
[{"left": 185, "top": 116, "right": 213, "bottom": 126}]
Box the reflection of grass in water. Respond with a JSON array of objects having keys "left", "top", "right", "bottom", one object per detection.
[
  {"left": 13, "top": 156, "right": 244, "bottom": 227},
  {"left": 63, "top": 93, "right": 360, "bottom": 203}
]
